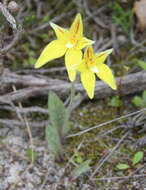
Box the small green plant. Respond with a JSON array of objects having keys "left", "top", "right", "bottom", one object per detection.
[
  {"left": 26, "top": 148, "right": 38, "bottom": 161},
  {"left": 111, "top": 2, "right": 133, "bottom": 34},
  {"left": 23, "top": 12, "right": 38, "bottom": 28},
  {"left": 27, "top": 57, "right": 37, "bottom": 65},
  {"left": 46, "top": 91, "right": 70, "bottom": 159},
  {"left": 132, "top": 151, "right": 144, "bottom": 165},
  {"left": 135, "top": 59, "right": 146, "bottom": 70},
  {"left": 116, "top": 151, "right": 144, "bottom": 170},
  {"left": 108, "top": 95, "right": 122, "bottom": 107},
  {"left": 132, "top": 91, "right": 146, "bottom": 107},
  {"left": 74, "top": 152, "right": 84, "bottom": 164},
  {"left": 116, "top": 163, "right": 130, "bottom": 170},
  {"left": 35, "top": 13, "right": 117, "bottom": 161},
  {"left": 70, "top": 160, "right": 90, "bottom": 180}
]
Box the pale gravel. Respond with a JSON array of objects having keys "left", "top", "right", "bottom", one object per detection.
[
  {"left": 0, "top": 125, "right": 73, "bottom": 190},
  {"left": 0, "top": 121, "right": 146, "bottom": 190}
]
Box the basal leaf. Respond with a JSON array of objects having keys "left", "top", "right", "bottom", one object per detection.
[
  {"left": 46, "top": 124, "right": 63, "bottom": 157},
  {"left": 48, "top": 91, "right": 69, "bottom": 137}
]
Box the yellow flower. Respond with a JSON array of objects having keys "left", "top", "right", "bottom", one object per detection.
[
  {"left": 77, "top": 46, "right": 117, "bottom": 99},
  {"left": 35, "top": 13, "right": 94, "bottom": 82}
]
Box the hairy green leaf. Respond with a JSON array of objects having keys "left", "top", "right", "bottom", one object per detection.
[
  {"left": 46, "top": 124, "right": 63, "bottom": 157},
  {"left": 48, "top": 91, "right": 69, "bottom": 137}
]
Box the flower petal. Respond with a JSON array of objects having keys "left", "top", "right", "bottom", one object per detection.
[
  {"left": 70, "top": 13, "right": 83, "bottom": 39},
  {"left": 84, "top": 46, "right": 94, "bottom": 60},
  {"left": 95, "top": 49, "right": 113, "bottom": 65},
  {"left": 65, "top": 48, "right": 82, "bottom": 81},
  {"left": 77, "top": 37, "right": 95, "bottom": 49},
  {"left": 96, "top": 63, "right": 117, "bottom": 90},
  {"left": 77, "top": 60, "right": 87, "bottom": 73},
  {"left": 50, "top": 22, "right": 69, "bottom": 41},
  {"left": 35, "top": 40, "right": 67, "bottom": 68},
  {"left": 81, "top": 71, "right": 95, "bottom": 99}
]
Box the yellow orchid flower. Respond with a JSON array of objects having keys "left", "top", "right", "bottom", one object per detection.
[
  {"left": 35, "top": 13, "right": 94, "bottom": 81},
  {"left": 77, "top": 46, "right": 117, "bottom": 99}
]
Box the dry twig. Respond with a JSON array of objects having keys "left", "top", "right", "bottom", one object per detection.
[
  {"left": 67, "top": 108, "right": 146, "bottom": 138},
  {"left": 90, "top": 131, "right": 130, "bottom": 180},
  {"left": 0, "top": 70, "right": 146, "bottom": 103}
]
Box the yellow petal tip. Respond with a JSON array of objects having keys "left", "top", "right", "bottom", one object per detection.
[
  {"left": 91, "top": 40, "right": 95, "bottom": 45},
  {"left": 70, "top": 78, "right": 75, "bottom": 82},
  {"left": 50, "top": 22, "right": 55, "bottom": 28},
  {"left": 76, "top": 13, "right": 82, "bottom": 18},
  {"left": 106, "top": 48, "right": 113, "bottom": 54},
  {"left": 69, "top": 72, "right": 76, "bottom": 82},
  {"left": 34, "top": 63, "right": 40, "bottom": 69},
  {"left": 89, "top": 95, "right": 94, "bottom": 99},
  {"left": 113, "top": 86, "right": 117, "bottom": 90},
  {"left": 111, "top": 83, "right": 117, "bottom": 90}
]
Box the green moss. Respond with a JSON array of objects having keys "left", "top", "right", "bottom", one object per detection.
[
  {"left": 65, "top": 95, "right": 145, "bottom": 174},
  {"left": 65, "top": 100, "right": 119, "bottom": 162}
]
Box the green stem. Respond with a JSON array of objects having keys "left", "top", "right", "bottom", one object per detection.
[
  {"left": 61, "top": 82, "right": 75, "bottom": 138},
  {"left": 68, "top": 82, "right": 75, "bottom": 116}
]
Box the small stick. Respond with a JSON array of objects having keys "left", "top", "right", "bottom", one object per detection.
[
  {"left": 8, "top": 85, "right": 35, "bottom": 190},
  {"left": 90, "top": 131, "right": 129, "bottom": 180},
  {"left": 93, "top": 174, "right": 146, "bottom": 181},
  {"left": 67, "top": 108, "right": 146, "bottom": 138}
]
